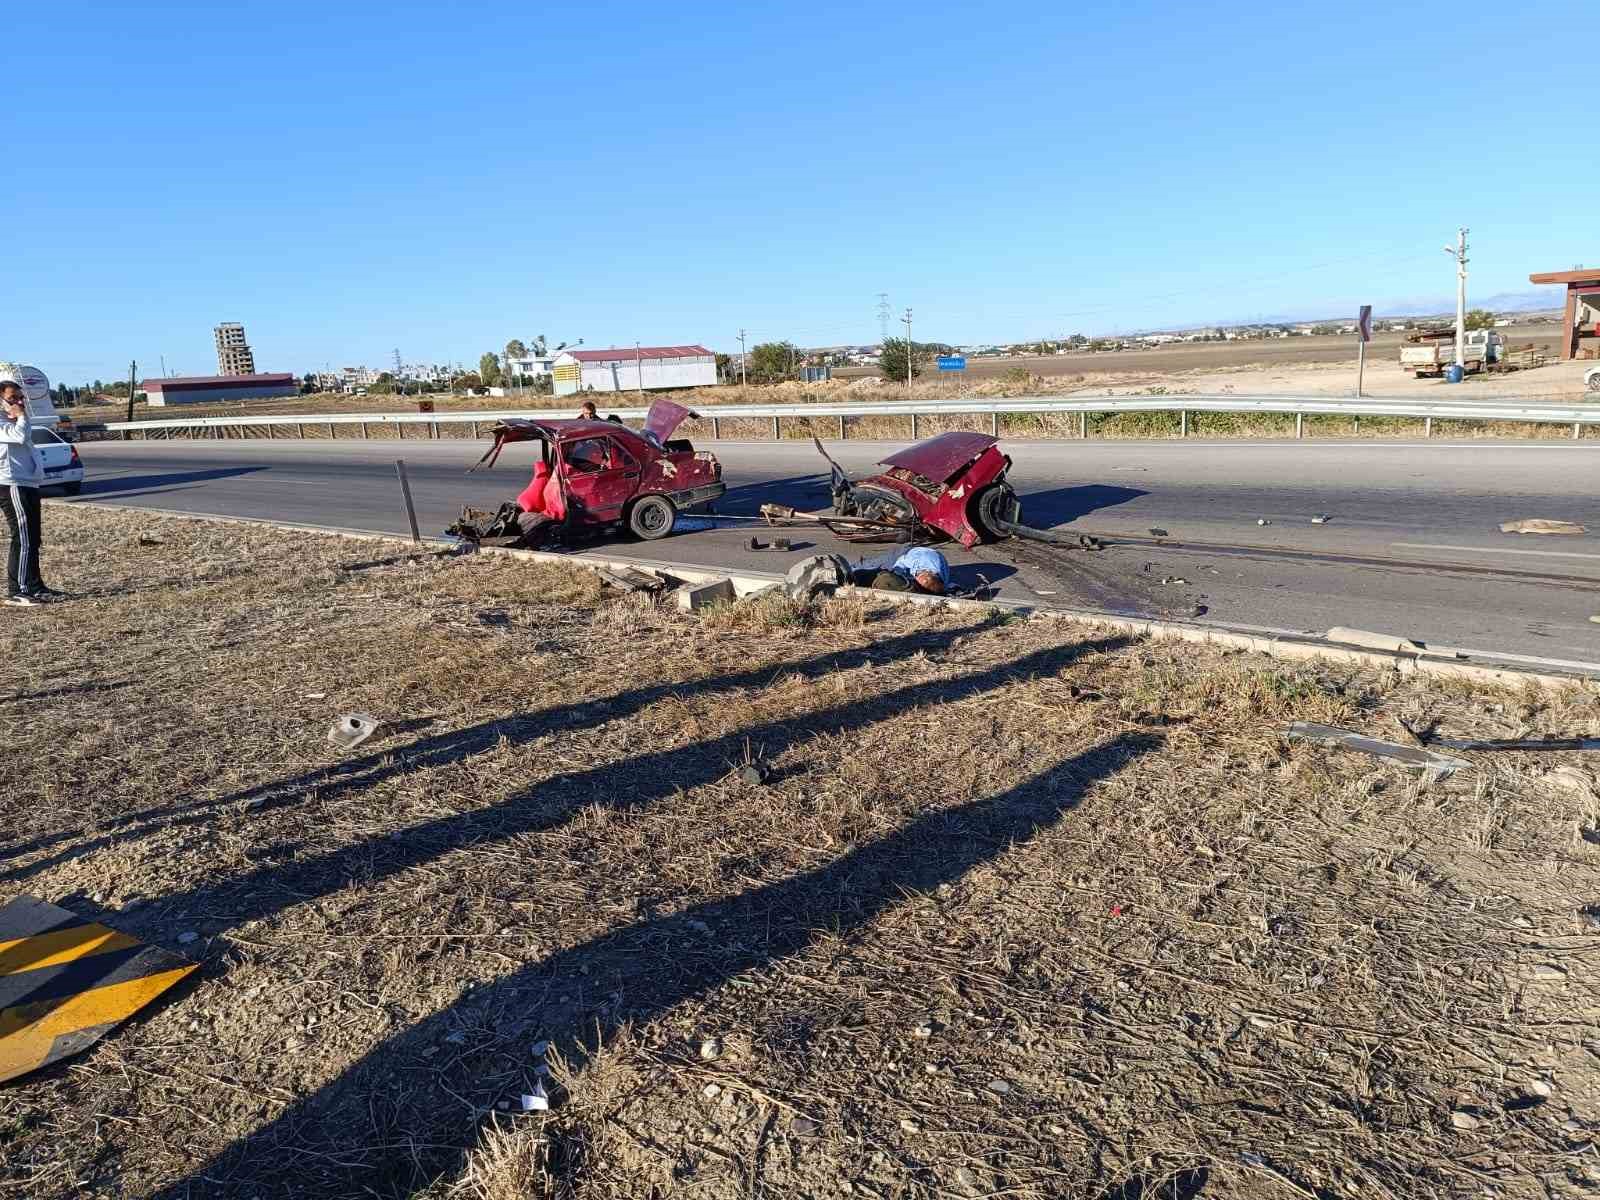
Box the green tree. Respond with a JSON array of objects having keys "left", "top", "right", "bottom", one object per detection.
[
  {"left": 454, "top": 371, "right": 483, "bottom": 392},
  {"left": 1464, "top": 308, "right": 1496, "bottom": 331},
  {"left": 878, "top": 337, "right": 923, "bottom": 382},
  {"left": 479, "top": 352, "right": 503, "bottom": 387},
  {"left": 505, "top": 339, "right": 528, "bottom": 361},
  {"left": 715, "top": 353, "right": 732, "bottom": 381},
  {"left": 748, "top": 341, "right": 797, "bottom": 384}
]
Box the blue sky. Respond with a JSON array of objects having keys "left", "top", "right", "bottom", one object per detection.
[{"left": 6, "top": 1, "right": 1590, "bottom": 383}]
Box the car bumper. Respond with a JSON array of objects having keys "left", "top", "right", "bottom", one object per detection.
[{"left": 41, "top": 468, "right": 85, "bottom": 488}]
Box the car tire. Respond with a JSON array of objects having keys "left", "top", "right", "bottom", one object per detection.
[
  {"left": 972, "top": 484, "right": 1016, "bottom": 541},
  {"left": 61, "top": 482, "right": 82, "bottom": 495},
  {"left": 629, "top": 494, "right": 676, "bottom": 540}
]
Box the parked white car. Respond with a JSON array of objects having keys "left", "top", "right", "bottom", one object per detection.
[
  {"left": 1587, "top": 365, "right": 1600, "bottom": 393},
  {"left": 31, "top": 426, "right": 83, "bottom": 494}
]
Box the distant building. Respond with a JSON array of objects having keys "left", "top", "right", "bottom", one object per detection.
[
  {"left": 552, "top": 345, "right": 717, "bottom": 396},
  {"left": 504, "top": 354, "right": 561, "bottom": 381},
  {"left": 214, "top": 322, "right": 256, "bottom": 375},
  {"left": 143, "top": 373, "right": 297, "bottom": 406}
]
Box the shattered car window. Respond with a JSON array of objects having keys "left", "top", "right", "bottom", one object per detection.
[{"left": 564, "top": 438, "right": 610, "bottom": 472}]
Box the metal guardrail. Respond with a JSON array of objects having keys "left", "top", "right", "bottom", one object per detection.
[{"left": 73, "top": 392, "right": 1600, "bottom": 442}]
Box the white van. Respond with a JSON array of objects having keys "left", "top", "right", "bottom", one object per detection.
[{"left": 0, "top": 362, "right": 70, "bottom": 438}]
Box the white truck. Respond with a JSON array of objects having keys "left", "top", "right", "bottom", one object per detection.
[{"left": 1399, "top": 330, "right": 1503, "bottom": 377}]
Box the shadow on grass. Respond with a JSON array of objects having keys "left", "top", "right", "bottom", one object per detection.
[
  {"left": 156, "top": 730, "right": 1159, "bottom": 1198},
  {"left": 0, "top": 620, "right": 996, "bottom": 880}
]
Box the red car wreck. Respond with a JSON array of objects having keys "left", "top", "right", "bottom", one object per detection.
[
  {"left": 763, "top": 432, "right": 1102, "bottom": 551},
  {"left": 449, "top": 398, "right": 724, "bottom": 546}
]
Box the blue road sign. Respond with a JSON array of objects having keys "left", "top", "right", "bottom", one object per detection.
[{"left": 937, "top": 356, "right": 966, "bottom": 371}]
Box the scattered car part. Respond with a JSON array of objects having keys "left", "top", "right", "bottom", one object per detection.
[
  {"left": 328, "top": 713, "right": 381, "bottom": 751},
  {"left": 0, "top": 896, "right": 197, "bottom": 1084},
  {"left": 1500, "top": 519, "right": 1586, "bottom": 536},
  {"left": 784, "top": 554, "right": 852, "bottom": 601},
  {"left": 1311, "top": 514, "right": 1331, "bottom": 524},
  {"left": 747, "top": 536, "right": 793, "bottom": 552},
  {"left": 596, "top": 566, "right": 669, "bottom": 594},
  {"left": 1415, "top": 731, "right": 1600, "bottom": 752},
  {"left": 1148, "top": 527, "right": 1169, "bottom": 538},
  {"left": 1286, "top": 721, "right": 1471, "bottom": 777},
  {"left": 807, "top": 433, "right": 1106, "bottom": 550},
  {"left": 1325, "top": 627, "right": 1464, "bottom": 659}
]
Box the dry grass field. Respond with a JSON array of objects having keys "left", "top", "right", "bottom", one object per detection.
[{"left": 2, "top": 508, "right": 1600, "bottom": 1198}]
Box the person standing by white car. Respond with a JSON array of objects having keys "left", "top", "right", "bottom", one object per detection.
[{"left": 0, "top": 375, "right": 57, "bottom": 605}]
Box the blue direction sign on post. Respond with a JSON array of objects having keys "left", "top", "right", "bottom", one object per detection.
[{"left": 937, "top": 355, "right": 966, "bottom": 371}]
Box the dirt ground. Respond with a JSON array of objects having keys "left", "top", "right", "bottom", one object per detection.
[{"left": 3, "top": 509, "right": 1600, "bottom": 1199}]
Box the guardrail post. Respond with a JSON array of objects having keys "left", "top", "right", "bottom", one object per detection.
[
  {"left": 326, "top": 422, "right": 334, "bottom": 440},
  {"left": 1353, "top": 415, "right": 1359, "bottom": 436},
  {"left": 991, "top": 412, "right": 999, "bottom": 436},
  {"left": 297, "top": 422, "right": 306, "bottom": 439},
  {"left": 1574, "top": 422, "right": 1582, "bottom": 441},
  {"left": 266, "top": 423, "right": 273, "bottom": 440},
  {"left": 772, "top": 415, "right": 780, "bottom": 440},
  {"left": 471, "top": 421, "right": 479, "bottom": 439},
  {"left": 1079, "top": 412, "right": 1087, "bottom": 439},
  {"left": 1180, "top": 409, "right": 1188, "bottom": 437},
  {"left": 711, "top": 416, "right": 720, "bottom": 440},
  {"left": 837, "top": 414, "right": 845, "bottom": 440},
  {"left": 911, "top": 412, "right": 920, "bottom": 439},
  {"left": 361, "top": 422, "right": 369, "bottom": 439},
  {"left": 430, "top": 421, "right": 438, "bottom": 440},
  {"left": 1424, "top": 416, "right": 1432, "bottom": 438},
  {"left": 397, "top": 422, "right": 404, "bottom": 440}
]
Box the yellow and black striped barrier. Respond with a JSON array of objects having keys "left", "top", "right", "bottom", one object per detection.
[{"left": 0, "top": 896, "right": 195, "bottom": 1084}]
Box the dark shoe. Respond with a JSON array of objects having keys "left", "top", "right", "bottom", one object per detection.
[
  {"left": 26, "top": 586, "right": 64, "bottom": 600},
  {"left": 4, "top": 593, "right": 40, "bottom": 607}
]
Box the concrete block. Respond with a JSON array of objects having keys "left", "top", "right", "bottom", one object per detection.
[{"left": 675, "top": 578, "right": 736, "bottom": 613}]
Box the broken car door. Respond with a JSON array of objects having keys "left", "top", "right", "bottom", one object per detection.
[{"left": 559, "top": 436, "right": 640, "bottom": 522}]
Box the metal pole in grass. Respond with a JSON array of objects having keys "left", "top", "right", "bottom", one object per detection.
[{"left": 395, "top": 460, "right": 421, "bottom": 544}]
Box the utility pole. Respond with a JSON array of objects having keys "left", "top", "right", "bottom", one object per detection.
[
  {"left": 738, "top": 329, "right": 748, "bottom": 388},
  {"left": 1444, "top": 227, "right": 1469, "bottom": 369},
  {"left": 124, "top": 360, "right": 137, "bottom": 433},
  {"left": 902, "top": 308, "right": 913, "bottom": 388},
  {"left": 393, "top": 347, "right": 404, "bottom": 394},
  {"left": 876, "top": 293, "right": 890, "bottom": 345}
]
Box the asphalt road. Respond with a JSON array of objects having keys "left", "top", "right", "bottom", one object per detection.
[{"left": 58, "top": 436, "right": 1600, "bottom": 670}]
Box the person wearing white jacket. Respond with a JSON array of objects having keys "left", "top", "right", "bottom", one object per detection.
[{"left": 0, "top": 377, "right": 52, "bottom": 605}]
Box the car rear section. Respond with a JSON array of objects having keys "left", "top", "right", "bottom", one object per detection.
[{"left": 31, "top": 429, "right": 84, "bottom": 494}]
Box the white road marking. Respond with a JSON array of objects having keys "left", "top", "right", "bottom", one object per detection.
[{"left": 1392, "top": 542, "right": 1600, "bottom": 561}]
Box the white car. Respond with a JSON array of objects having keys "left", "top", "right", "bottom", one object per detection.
[
  {"left": 32, "top": 426, "right": 84, "bottom": 494},
  {"left": 1587, "top": 365, "right": 1600, "bottom": 393}
]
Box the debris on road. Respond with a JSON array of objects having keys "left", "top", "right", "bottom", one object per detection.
[
  {"left": 1311, "top": 514, "right": 1331, "bottom": 525},
  {"left": 1148, "top": 528, "right": 1169, "bottom": 538},
  {"left": 0, "top": 896, "right": 197, "bottom": 1084},
  {"left": 1257, "top": 518, "right": 1271, "bottom": 526},
  {"left": 747, "top": 536, "right": 793, "bottom": 552},
  {"left": 1500, "top": 519, "right": 1586, "bottom": 536},
  {"left": 327, "top": 713, "right": 381, "bottom": 751},
  {"left": 1286, "top": 722, "right": 1472, "bottom": 777},
  {"left": 1419, "top": 734, "right": 1600, "bottom": 752},
  {"left": 520, "top": 1081, "right": 550, "bottom": 1111},
  {"left": 784, "top": 554, "right": 853, "bottom": 601},
  {"left": 596, "top": 566, "right": 669, "bottom": 594},
  {"left": 1326, "top": 627, "right": 1463, "bottom": 659}
]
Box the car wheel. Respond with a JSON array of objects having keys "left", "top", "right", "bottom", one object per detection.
[
  {"left": 629, "top": 494, "right": 676, "bottom": 540},
  {"left": 972, "top": 484, "right": 1017, "bottom": 541},
  {"left": 61, "top": 482, "right": 82, "bottom": 495}
]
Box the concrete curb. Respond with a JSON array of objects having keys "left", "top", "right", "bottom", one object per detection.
[{"left": 54, "top": 499, "right": 1599, "bottom": 691}]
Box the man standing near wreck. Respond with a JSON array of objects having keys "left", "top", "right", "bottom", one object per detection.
[{"left": 0, "top": 376, "right": 50, "bottom": 606}]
